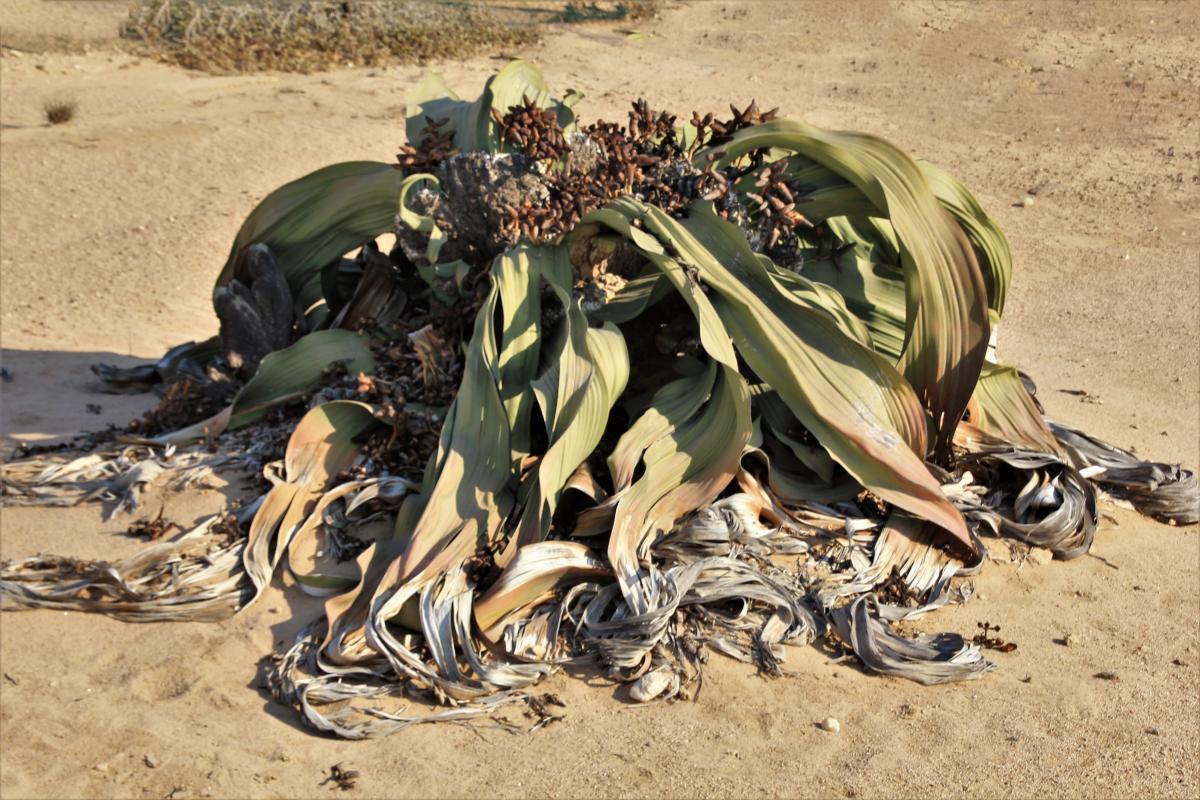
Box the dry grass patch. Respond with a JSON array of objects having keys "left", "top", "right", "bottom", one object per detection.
[{"left": 120, "top": 0, "right": 540, "bottom": 73}]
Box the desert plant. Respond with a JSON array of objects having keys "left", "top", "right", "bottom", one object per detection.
[
  {"left": 43, "top": 100, "right": 77, "bottom": 125},
  {"left": 2, "top": 62, "right": 1195, "bottom": 737},
  {"left": 120, "top": 0, "right": 538, "bottom": 73}
]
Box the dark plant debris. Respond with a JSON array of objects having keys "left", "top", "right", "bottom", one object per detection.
[
  {"left": 973, "top": 621, "right": 1018, "bottom": 653},
  {"left": 126, "top": 378, "right": 226, "bottom": 437},
  {"left": 322, "top": 762, "right": 360, "bottom": 791},
  {"left": 44, "top": 100, "right": 76, "bottom": 125},
  {"left": 126, "top": 507, "right": 181, "bottom": 541},
  {"left": 524, "top": 692, "right": 567, "bottom": 731}
]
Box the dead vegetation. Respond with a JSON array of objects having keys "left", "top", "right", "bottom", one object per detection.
[
  {"left": 116, "top": 1, "right": 663, "bottom": 74},
  {"left": 119, "top": 0, "right": 536, "bottom": 73},
  {"left": 43, "top": 100, "right": 77, "bottom": 125}
]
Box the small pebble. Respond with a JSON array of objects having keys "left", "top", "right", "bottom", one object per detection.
[
  {"left": 1020, "top": 195, "right": 1035, "bottom": 208},
  {"left": 1145, "top": 727, "right": 1160, "bottom": 736},
  {"left": 1064, "top": 632, "right": 1080, "bottom": 647},
  {"left": 93, "top": 762, "right": 109, "bottom": 773},
  {"left": 144, "top": 754, "right": 159, "bottom": 769},
  {"left": 1094, "top": 671, "right": 1119, "bottom": 681},
  {"left": 819, "top": 717, "right": 841, "bottom": 733},
  {"left": 629, "top": 669, "right": 676, "bottom": 703}
]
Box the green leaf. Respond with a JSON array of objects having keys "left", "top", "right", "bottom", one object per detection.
[
  {"left": 407, "top": 59, "right": 576, "bottom": 154},
  {"left": 798, "top": 238, "right": 909, "bottom": 360},
  {"left": 494, "top": 246, "right": 546, "bottom": 462},
  {"left": 390, "top": 276, "right": 513, "bottom": 584},
  {"left": 215, "top": 162, "right": 404, "bottom": 315},
  {"left": 582, "top": 197, "right": 972, "bottom": 556},
  {"left": 398, "top": 173, "right": 448, "bottom": 264},
  {"left": 757, "top": 391, "right": 836, "bottom": 484},
  {"left": 960, "top": 363, "right": 1063, "bottom": 455},
  {"left": 706, "top": 121, "right": 991, "bottom": 459},
  {"left": 919, "top": 160, "right": 1012, "bottom": 317},
  {"left": 498, "top": 246, "right": 629, "bottom": 565},
  {"left": 154, "top": 329, "right": 374, "bottom": 444},
  {"left": 608, "top": 362, "right": 717, "bottom": 491},
  {"left": 609, "top": 364, "right": 752, "bottom": 609}
]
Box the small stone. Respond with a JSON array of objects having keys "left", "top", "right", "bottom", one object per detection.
[
  {"left": 1145, "top": 727, "right": 1160, "bottom": 736},
  {"left": 818, "top": 717, "right": 841, "bottom": 733},
  {"left": 144, "top": 755, "right": 159, "bottom": 769},
  {"left": 1020, "top": 195, "right": 1035, "bottom": 208},
  {"left": 93, "top": 762, "right": 109, "bottom": 773},
  {"left": 976, "top": 592, "right": 988, "bottom": 602},
  {"left": 1064, "top": 632, "right": 1080, "bottom": 647},
  {"left": 1094, "top": 671, "right": 1119, "bottom": 681},
  {"left": 628, "top": 669, "right": 677, "bottom": 703},
  {"left": 1027, "top": 547, "right": 1053, "bottom": 566}
]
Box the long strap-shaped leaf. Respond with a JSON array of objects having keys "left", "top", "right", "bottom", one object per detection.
[
  {"left": 798, "top": 224, "right": 910, "bottom": 360},
  {"left": 498, "top": 248, "right": 629, "bottom": 566},
  {"left": 494, "top": 245, "right": 546, "bottom": 462},
  {"left": 705, "top": 121, "right": 990, "bottom": 459},
  {"left": 146, "top": 329, "right": 375, "bottom": 445},
  {"left": 243, "top": 401, "right": 379, "bottom": 597},
  {"left": 608, "top": 363, "right": 752, "bottom": 612},
  {"left": 958, "top": 363, "right": 1064, "bottom": 456},
  {"left": 214, "top": 162, "right": 404, "bottom": 306},
  {"left": 919, "top": 160, "right": 1012, "bottom": 317},
  {"left": 580, "top": 198, "right": 972, "bottom": 556},
  {"left": 474, "top": 541, "right": 610, "bottom": 638},
  {"left": 390, "top": 279, "right": 513, "bottom": 585}
]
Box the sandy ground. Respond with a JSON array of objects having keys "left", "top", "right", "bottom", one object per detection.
[{"left": 1, "top": 0, "right": 1198, "bottom": 797}]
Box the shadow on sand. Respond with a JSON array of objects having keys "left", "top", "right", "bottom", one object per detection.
[{"left": 0, "top": 348, "right": 161, "bottom": 451}]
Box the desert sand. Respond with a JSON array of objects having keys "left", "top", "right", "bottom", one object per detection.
[{"left": 1, "top": 1, "right": 1198, "bottom": 797}]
